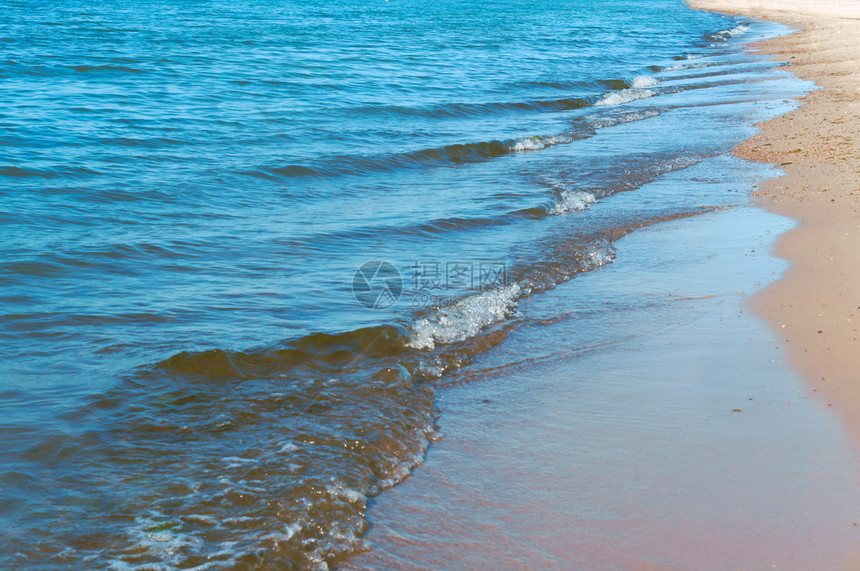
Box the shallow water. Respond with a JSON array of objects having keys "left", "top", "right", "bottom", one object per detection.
[
  {"left": 344, "top": 207, "right": 860, "bottom": 570},
  {"left": 0, "top": 0, "right": 815, "bottom": 568}
]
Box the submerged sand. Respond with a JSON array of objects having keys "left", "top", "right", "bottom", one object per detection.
[{"left": 687, "top": 1, "right": 860, "bottom": 446}]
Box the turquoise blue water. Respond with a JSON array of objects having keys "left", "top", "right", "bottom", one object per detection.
[{"left": 0, "top": 0, "right": 810, "bottom": 568}]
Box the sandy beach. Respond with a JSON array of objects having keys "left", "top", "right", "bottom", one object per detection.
[{"left": 686, "top": 0, "right": 860, "bottom": 445}]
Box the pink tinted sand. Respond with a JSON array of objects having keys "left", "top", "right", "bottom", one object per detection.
[{"left": 689, "top": 0, "right": 860, "bottom": 450}]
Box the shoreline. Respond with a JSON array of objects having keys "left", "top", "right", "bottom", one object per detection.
[
  {"left": 337, "top": 9, "right": 860, "bottom": 569},
  {"left": 686, "top": 1, "right": 860, "bottom": 447},
  {"left": 343, "top": 205, "right": 860, "bottom": 570}
]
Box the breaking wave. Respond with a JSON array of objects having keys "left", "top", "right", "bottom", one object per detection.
[{"left": 594, "top": 88, "right": 655, "bottom": 107}]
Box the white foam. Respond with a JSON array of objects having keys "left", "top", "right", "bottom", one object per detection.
[
  {"left": 549, "top": 190, "right": 596, "bottom": 215},
  {"left": 407, "top": 284, "right": 522, "bottom": 350},
  {"left": 663, "top": 62, "right": 709, "bottom": 71},
  {"left": 222, "top": 456, "right": 256, "bottom": 464},
  {"left": 260, "top": 523, "right": 302, "bottom": 544},
  {"left": 631, "top": 75, "right": 658, "bottom": 88},
  {"left": 594, "top": 88, "right": 654, "bottom": 107},
  {"left": 279, "top": 442, "right": 299, "bottom": 453},
  {"left": 375, "top": 447, "right": 431, "bottom": 491},
  {"left": 222, "top": 516, "right": 256, "bottom": 524},
  {"left": 588, "top": 109, "right": 660, "bottom": 129},
  {"left": 413, "top": 357, "right": 447, "bottom": 378},
  {"left": 510, "top": 134, "right": 569, "bottom": 152},
  {"left": 710, "top": 24, "right": 749, "bottom": 41},
  {"left": 405, "top": 239, "right": 621, "bottom": 351},
  {"left": 326, "top": 482, "right": 368, "bottom": 505},
  {"left": 584, "top": 245, "right": 615, "bottom": 268},
  {"left": 725, "top": 24, "right": 749, "bottom": 37}
]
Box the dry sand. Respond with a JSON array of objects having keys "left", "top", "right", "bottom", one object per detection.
[{"left": 689, "top": 0, "right": 860, "bottom": 446}]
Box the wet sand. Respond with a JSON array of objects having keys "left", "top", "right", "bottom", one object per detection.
[
  {"left": 688, "top": 0, "right": 860, "bottom": 447},
  {"left": 342, "top": 206, "right": 860, "bottom": 570}
]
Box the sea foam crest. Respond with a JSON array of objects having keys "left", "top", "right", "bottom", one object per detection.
[
  {"left": 709, "top": 24, "right": 749, "bottom": 41},
  {"left": 510, "top": 134, "right": 570, "bottom": 153},
  {"left": 595, "top": 88, "right": 654, "bottom": 107},
  {"left": 630, "top": 75, "right": 658, "bottom": 88},
  {"left": 588, "top": 108, "right": 660, "bottom": 129},
  {"left": 549, "top": 190, "right": 596, "bottom": 215},
  {"left": 663, "top": 61, "right": 710, "bottom": 71},
  {"left": 724, "top": 24, "right": 749, "bottom": 37},
  {"left": 406, "top": 239, "right": 617, "bottom": 352},
  {"left": 407, "top": 284, "right": 523, "bottom": 350}
]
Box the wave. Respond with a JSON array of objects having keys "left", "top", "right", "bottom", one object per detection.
[
  {"left": 269, "top": 148, "right": 699, "bottom": 252},
  {"left": 71, "top": 64, "right": 146, "bottom": 73},
  {"left": 53, "top": 321, "right": 437, "bottom": 569},
  {"left": 18, "top": 199, "right": 715, "bottom": 571},
  {"left": 407, "top": 283, "right": 525, "bottom": 351},
  {"left": 349, "top": 96, "right": 590, "bottom": 120},
  {"left": 660, "top": 61, "right": 719, "bottom": 72},
  {"left": 631, "top": 75, "right": 659, "bottom": 88},
  {"left": 509, "top": 133, "right": 574, "bottom": 152},
  {"left": 591, "top": 75, "right": 659, "bottom": 106},
  {"left": 549, "top": 189, "right": 597, "bottom": 215},
  {"left": 156, "top": 325, "right": 410, "bottom": 380},
  {"left": 594, "top": 75, "right": 660, "bottom": 106},
  {"left": 254, "top": 131, "right": 592, "bottom": 179},
  {"left": 406, "top": 239, "right": 614, "bottom": 354},
  {"left": 707, "top": 24, "right": 749, "bottom": 42},
  {"left": 353, "top": 74, "right": 662, "bottom": 121},
  {"left": 585, "top": 108, "right": 660, "bottom": 128},
  {"left": 0, "top": 165, "right": 102, "bottom": 179},
  {"left": 254, "top": 105, "right": 666, "bottom": 181},
  {"left": 156, "top": 205, "right": 710, "bottom": 383},
  {"left": 0, "top": 166, "right": 63, "bottom": 179},
  {"left": 672, "top": 53, "right": 705, "bottom": 61},
  {"left": 154, "top": 240, "right": 618, "bottom": 379},
  {"left": 252, "top": 73, "right": 671, "bottom": 180},
  {"left": 96, "top": 136, "right": 187, "bottom": 148},
  {"left": 594, "top": 87, "right": 655, "bottom": 107}
]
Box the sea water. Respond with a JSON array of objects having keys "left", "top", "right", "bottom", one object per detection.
[{"left": 0, "top": 0, "right": 811, "bottom": 567}]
